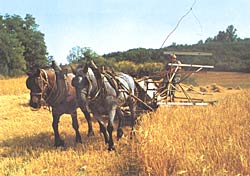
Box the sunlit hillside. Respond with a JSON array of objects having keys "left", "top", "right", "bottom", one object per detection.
[{"left": 0, "top": 74, "right": 249, "bottom": 175}]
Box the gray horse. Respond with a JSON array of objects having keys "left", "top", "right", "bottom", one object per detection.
[{"left": 72, "top": 63, "right": 137, "bottom": 151}]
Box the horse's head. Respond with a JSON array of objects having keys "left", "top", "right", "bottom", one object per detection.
[
  {"left": 26, "top": 68, "right": 49, "bottom": 109},
  {"left": 71, "top": 64, "right": 91, "bottom": 108}
]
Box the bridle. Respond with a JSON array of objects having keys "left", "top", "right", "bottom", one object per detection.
[
  {"left": 30, "top": 69, "right": 53, "bottom": 100},
  {"left": 75, "top": 72, "right": 102, "bottom": 102}
]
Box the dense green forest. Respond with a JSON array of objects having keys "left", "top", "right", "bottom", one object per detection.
[
  {"left": 0, "top": 14, "right": 249, "bottom": 77},
  {"left": 0, "top": 14, "right": 47, "bottom": 77}
]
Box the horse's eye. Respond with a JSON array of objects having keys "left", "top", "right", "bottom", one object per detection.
[
  {"left": 72, "top": 76, "right": 89, "bottom": 88},
  {"left": 33, "top": 77, "right": 42, "bottom": 89}
]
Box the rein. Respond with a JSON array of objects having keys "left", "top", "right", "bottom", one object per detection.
[
  {"left": 89, "top": 85, "right": 102, "bottom": 102},
  {"left": 38, "top": 69, "right": 65, "bottom": 107},
  {"left": 44, "top": 70, "right": 68, "bottom": 107},
  {"left": 30, "top": 69, "right": 50, "bottom": 97},
  {"left": 43, "top": 70, "right": 57, "bottom": 103},
  {"left": 84, "top": 73, "right": 103, "bottom": 102}
]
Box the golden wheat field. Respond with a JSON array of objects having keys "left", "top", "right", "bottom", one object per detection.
[{"left": 0, "top": 72, "right": 250, "bottom": 175}]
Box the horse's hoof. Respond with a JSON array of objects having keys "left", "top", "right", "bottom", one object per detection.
[
  {"left": 108, "top": 146, "right": 115, "bottom": 151},
  {"left": 87, "top": 130, "right": 95, "bottom": 137},
  {"left": 117, "top": 128, "right": 123, "bottom": 141},
  {"left": 130, "top": 131, "right": 136, "bottom": 140},
  {"left": 54, "top": 140, "right": 65, "bottom": 147},
  {"left": 76, "top": 138, "right": 82, "bottom": 144}
]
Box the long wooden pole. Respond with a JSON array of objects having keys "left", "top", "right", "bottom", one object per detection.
[
  {"left": 168, "top": 63, "right": 214, "bottom": 68},
  {"left": 164, "top": 51, "right": 213, "bottom": 56}
]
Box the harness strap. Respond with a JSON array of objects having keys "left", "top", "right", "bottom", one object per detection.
[
  {"left": 43, "top": 69, "right": 56, "bottom": 101},
  {"left": 87, "top": 63, "right": 106, "bottom": 99},
  {"left": 87, "top": 61, "right": 126, "bottom": 100},
  {"left": 89, "top": 88, "right": 101, "bottom": 101},
  {"left": 44, "top": 69, "right": 68, "bottom": 107},
  {"left": 41, "top": 69, "right": 48, "bottom": 83},
  {"left": 104, "top": 71, "right": 120, "bottom": 97}
]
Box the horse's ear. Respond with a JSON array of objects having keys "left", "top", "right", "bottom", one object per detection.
[
  {"left": 70, "top": 65, "right": 76, "bottom": 75},
  {"left": 35, "top": 68, "right": 41, "bottom": 76},
  {"left": 26, "top": 71, "right": 32, "bottom": 76},
  {"left": 83, "top": 63, "right": 88, "bottom": 74},
  {"left": 26, "top": 68, "right": 40, "bottom": 76},
  {"left": 89, "top": 60, "right": 98, "bottom": 69}
]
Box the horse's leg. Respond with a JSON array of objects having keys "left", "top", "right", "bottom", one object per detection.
[
  {"left": 116, "top": 107, "right": 124, "bottom": 140},
  {"left": 107, "top": 105, "right": 117, "bottom": 151},
  {"left": 71, "top": 110, "right": 82, "bottom": 143},
  {"left": 52, "top": 113, "right": 64, "bottom": 147},
  {"left": 82, "top": 110, "right": 94, "bottom": 137},
  {"left": 128, "top": 97, "right": 137, "bottom": 139},
  {"left": 94, "top": 113, "right": 109, "bottom": 144}
]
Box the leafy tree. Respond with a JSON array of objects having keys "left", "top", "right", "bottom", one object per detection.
[
  {"left": 205, "top": 37, "right": 213, "bottom": 43},
  {"left": 197, "top": 40, "right": 203, "bottom": 45},
  {"left": 67, "top": 46, "right": 98, "bottom": 63},
  {"left": 0, "top": 14, "right": 47, "bottom": 76},
  {"left": 125, "top": 48, "right": 152, "bottom": 63},
  {"left": 0, "top": 29, "right": 25, "bottom": 76},
  {"left": 171, "top": 42, "right": 177, "bottom": 46},
  {"left": 226, "top": 25, "right": 238, "bottom": 42},
  {"left": 215, "top": 31, "right": 227, "bottom": 42},
  {"left": 213, "top": 25, "right": 238, "bottom": 42},
  {"left": 22, "top": 14, "right": 48, "bottom": 67}
]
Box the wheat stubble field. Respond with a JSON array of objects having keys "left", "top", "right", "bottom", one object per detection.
[{"left": 0, "top": 72, "right": 249, "bottom": 175}]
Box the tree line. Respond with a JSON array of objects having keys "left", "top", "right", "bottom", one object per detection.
[
  {"left": 0, "top": 14, "right": 47, "bottom": 77},
  {"left": 68, "top": 25, "right": 250, "bottom": 75},
  {"left": 102, "top": 25, "right": 250, "bottom": 73},
  {"left": 0, "top": 14, "right": 249, "bottom": 77}
]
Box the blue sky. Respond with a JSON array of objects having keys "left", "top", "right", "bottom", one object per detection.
[{"left": 1, "top": 0, "right": 250, "bottom": 64}]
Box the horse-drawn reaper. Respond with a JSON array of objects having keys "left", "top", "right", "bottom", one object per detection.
[
  {"left": 136, "top": 52, "right": 217, "bottom": 108},
  {"left": 26, "top": 65, "right": 95, "bottom": 147}
]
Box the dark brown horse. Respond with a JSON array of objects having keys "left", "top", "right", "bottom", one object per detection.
[{"left": 26, "top": 67, "right": 94, "bottom": 147}]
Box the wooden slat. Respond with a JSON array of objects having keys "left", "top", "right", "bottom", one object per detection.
[
  {"left": 168, "top": 63, "right": 214, "bottom": 68},
  {"left": 158, "top": 102, "right": 210, "bottom": 106},
  {"left": 164, "top": 51, "right": 213, "bottom": 56}
]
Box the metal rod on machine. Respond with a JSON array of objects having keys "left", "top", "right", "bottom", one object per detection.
[
  {"left": 130, "top": 93, "right": 154, "bottom": 111},
  {"left": 178, "top": 84, "right": 193, "bottom": 102},
  {"left": 168, "top": 63, "right": 214, "bottom": 69},
  {"left": 119, "top": 82, "right": 155, "bottom": 111},
  {"left": 162, "top": 102, "right": 210, "bottom": 106}
]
